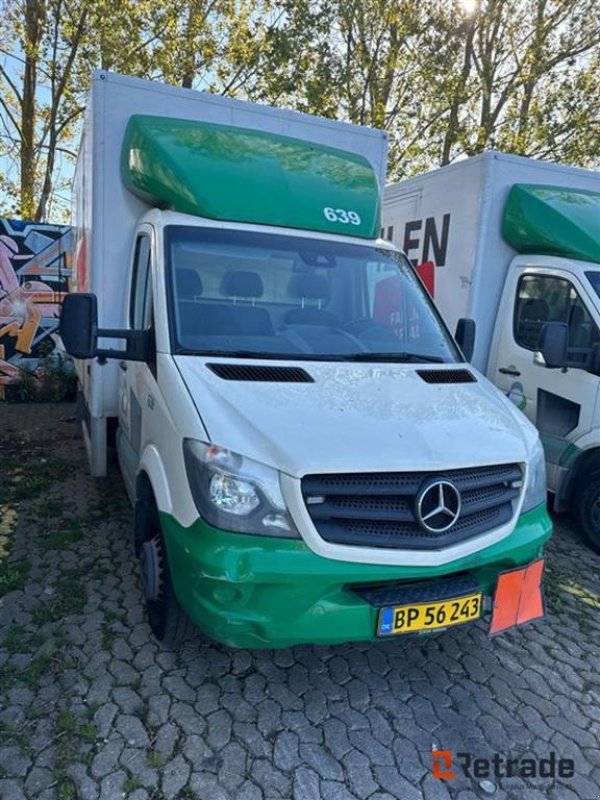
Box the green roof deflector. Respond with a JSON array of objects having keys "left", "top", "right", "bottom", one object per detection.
[
  {"left": 121, "top": 115, "right": 380, "bottom": 239},
  {"left": 502, "top": 183, "right": 600, "bottom": 263}
]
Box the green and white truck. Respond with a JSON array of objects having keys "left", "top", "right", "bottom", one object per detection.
[
  {"left": 60, "top": 73, "right": 551, "bottom": 647},
  {"left": 383, "top": 153, "right": 600, "bottom": 550}
]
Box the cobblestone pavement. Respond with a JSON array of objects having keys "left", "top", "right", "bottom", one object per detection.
[{"left": 1, "top": 404, "right": 600, "bottom": 800}]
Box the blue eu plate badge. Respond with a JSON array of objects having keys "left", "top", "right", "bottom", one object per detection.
[{"left": 378, "top": 607, "right": 394, "bottom": 636}]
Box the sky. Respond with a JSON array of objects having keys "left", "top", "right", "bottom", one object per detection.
[{"left": 0, "top": 41, "right": 77, "bottom": 222}]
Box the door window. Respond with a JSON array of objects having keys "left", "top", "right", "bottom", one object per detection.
[
  {"left": 130, "top": 235, "right": 153, "bottom": 330},
  {"left": 514, "top": 274, "right": 600, "bottom": 371}
]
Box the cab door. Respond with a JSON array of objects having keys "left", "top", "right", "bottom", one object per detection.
[
  {"left": 117, "top": 227, "right": 156, "bottom": 500},
  {"left": 489, "top": 259, "right": 600, "bottom": 491}
]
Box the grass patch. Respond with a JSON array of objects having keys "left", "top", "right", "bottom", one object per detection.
[
  {"left": 56, "top": 780, "right": 78, "bottom": 800},
  {"left": 123, "top": 775, "right": 143, "bottom": 794},
  {"left": 56, "top": 710, "right": 78, "bottom": 734},
  {"left": 146, "top": 749, "right": 165, "bottom": 769},
  {"left": 53, "top": 705, "right": 98, "bottom": 789},
  {"left": 43, "top": 518, "right": 85, "bottom": 551},
  {"left": 35, "top": 498, "right": 65, "bottom": 520},
  {"left": 12, "top": 474, "right": 52, "bottom": 501},
  {"left": 544, "top": 561, "right": 600, "bottom": 635},
  {"left": 78, "top": 723, "right": 97, "bottom": 743},
  {"left": 2, "top": 458, "right": 74, "bottom": 503},
  {"left": 21, "top": 653, "right": 54, "bottom": 689},
  {"left": 32, "top": 575, "right": 86, "bottom": 625},
  {"left": 2, "top": 622, "right": 28, "bottom": 653},
  {"left": 56, "top": 710, "right": 97, "bottom": 741},
  {"left": 2, "top": 644, "right": 77, "bottom": 692},
  {"left": 0, "top": 558, "right": 30, "bottom": 596}
]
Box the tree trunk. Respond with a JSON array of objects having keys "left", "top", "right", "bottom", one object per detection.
[
  {"left": 181, "top": 1, "right": 199, "bottom": 89},
  {"left": 441, "top": 16, "right": 475, "bottom": 165},
  {"left": 20, "top": 0, "right": 44, "bottom": 220}
]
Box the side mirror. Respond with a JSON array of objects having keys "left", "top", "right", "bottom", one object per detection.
[
  {"left": 455, "top": 318, "right": 476, "bottom": 362},
  {"left": 535, "top": 321, "right": 568, "bottom": 369},
  {"left": 59, "top": 292, "right": 153, "bottom": 363},
  {"left": 59, "top": 293, "right": 98, "bottom": 358}
]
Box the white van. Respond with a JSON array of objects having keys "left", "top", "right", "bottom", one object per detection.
[
  {"left": 60, "top": 74, "right": 550, "bottom": 648},
  {"left": 384, "top": 152, "right": 600, "bottom": 550}
]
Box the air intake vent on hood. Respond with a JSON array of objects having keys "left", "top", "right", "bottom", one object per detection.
[
  {"left": 417, "top": 369, "right": 476, "bottom": 384},
  {"left": 207, "top": 363, "right": 314, "bottom": 382}
]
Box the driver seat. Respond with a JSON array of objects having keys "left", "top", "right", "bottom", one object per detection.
[{"left": 283, "top": 274, "right": 339, "bottom": 327}]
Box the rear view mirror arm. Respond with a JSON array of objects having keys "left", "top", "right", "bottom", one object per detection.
[{"left": 96, "top": 328, "right": 151, "bottom": 364}]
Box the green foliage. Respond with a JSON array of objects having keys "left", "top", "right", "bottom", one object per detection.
[
  {"left": 43, "top": 518, "right": 84, "bottom": 551},
  {"left": 31, "top": 573, "right": 86, "bottom": 624},
  {"left": 0, "top": 558, "right": 30, "bottom": 596},
  {"left": 5, "top": 349, "right": 77, "bottom": 403},
  {"left": 6, "top": 456, "right": 72, "bottom": 501},
  {"left": 2, "top": 622, "right": 28, "bottom": 653},
  {"left": 1, "top": 0, "right": 598, "bottom": 220},
  {"left": 2, "top": 652, "right": 56, "bottom": 690},
  {"left": 0, "top": 0, "right": 270, "bottom": 220},
  {"left": 258, "top": 0, "right": 600, "bottom": 177},
  {"left": 146, "top": 749, "right": 165, "bottom": 769}
]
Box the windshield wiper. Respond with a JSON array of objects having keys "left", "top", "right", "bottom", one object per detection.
[
  {"left": 339, "top": 352, "right": 446, "bottom": 363},
  {"left": 174, "top": 349, "right": 316, "bottom": 360},
  {"left": 174, "top": 348, "right": 446, "bottom": 363}
]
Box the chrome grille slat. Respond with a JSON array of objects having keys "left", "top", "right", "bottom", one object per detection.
[{"left": 301, "top": 464, "right": 522, "bottom": 497}]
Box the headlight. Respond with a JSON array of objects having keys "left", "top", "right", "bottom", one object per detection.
[
  {"left": 183, "top": 440, "right": 300, "bottom": 538},
  {"left": 521, "top": 437, "right": 547, "bottom": 514}
]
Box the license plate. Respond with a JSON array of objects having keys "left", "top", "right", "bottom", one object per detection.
[{"left": 377, "top": 592, "right": 482, "bottom": 636}]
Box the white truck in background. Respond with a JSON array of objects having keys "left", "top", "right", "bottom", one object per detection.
[
  {"left": 383, "top": 152, "right": 600, "bottom": 549},
  {"left": 60, "top": 74, "right": 551, "bottom": 649}
]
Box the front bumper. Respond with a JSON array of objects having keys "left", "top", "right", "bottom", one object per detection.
[{"left": 160, "top": 503, "right": 552, "bottom": 649}]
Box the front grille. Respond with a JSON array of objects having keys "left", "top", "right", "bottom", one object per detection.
[{"left": 301, "top": 463, "right": 522, "bottom": 550}]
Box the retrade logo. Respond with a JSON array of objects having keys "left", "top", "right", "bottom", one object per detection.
[
  {"left": 431, "top": 750, "right": 575, "bottom": 781},
  {"left": 432, "top": 750, "right": 457, "bottom": 779},
  {"left": 416, "top": 479, "right": 461, "bottom": 533}
]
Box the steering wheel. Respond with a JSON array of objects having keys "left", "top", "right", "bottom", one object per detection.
[{"left": 343, "top": 318, "right": 381, "bottom": 336}]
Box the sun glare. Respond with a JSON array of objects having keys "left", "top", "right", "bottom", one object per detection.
[{"left": 459, "top": 0, "right": 479, "bottom": 13}]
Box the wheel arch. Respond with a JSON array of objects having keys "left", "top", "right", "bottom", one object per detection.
[
  {"left": 559, "top": 446, "right": 600, "bottom": 507},
  {"left": 137, "top": 444, "right": 173, "bottom": 515},
  {"left": 134, "top": 447, "right": 172, "bottom": 556}
]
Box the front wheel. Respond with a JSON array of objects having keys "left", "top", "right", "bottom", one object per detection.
[
  {"left": 135, "top": 492, "right": 195, "bottom": 647},
  {"left": 575, "top": 475, "right": 600, "bottom": 554}
]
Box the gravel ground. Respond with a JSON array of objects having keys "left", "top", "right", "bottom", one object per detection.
[{"left": 1, "top": 402, "right": 599, "bottom": 800}]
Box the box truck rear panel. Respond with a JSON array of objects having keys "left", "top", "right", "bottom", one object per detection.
[
  {"left": 383, "top": 152, "right": 600, "bottom": 371},
  {"left": 382, "top": 156, "right": 487, "bottom": 357}
]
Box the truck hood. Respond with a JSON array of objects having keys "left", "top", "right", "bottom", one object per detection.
[{"left": 174, "top": 357, "right": 535, "bottom": 477}]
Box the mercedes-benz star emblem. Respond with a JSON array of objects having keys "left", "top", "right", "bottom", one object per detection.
[{"left": 416, "top": 479, "right": 461, "bottom": 533}]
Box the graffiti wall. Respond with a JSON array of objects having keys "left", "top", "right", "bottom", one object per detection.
[{"left": 0, "top": 218, "right": 73, "bottom": 400}]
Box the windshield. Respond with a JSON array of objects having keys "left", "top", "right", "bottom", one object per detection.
[{"left": 165, "top": 226, "right": 460, "bottom": 363}]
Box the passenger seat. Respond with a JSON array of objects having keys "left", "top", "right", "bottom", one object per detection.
[
  {"left": 220, "top": 270, "right": 273, "bottom": 336},
  {"left": 176, "top": 268, "right": 203, "bottom": 300},
  {"left": 176, "top": 269, "right": 239, "bottom": 337}
]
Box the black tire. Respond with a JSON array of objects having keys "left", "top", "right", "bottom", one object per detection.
[
  {"left": 135, "top": 488, "right": 195, "bottom": 647},
  {"left": 575, "top": 474, "right": 600, "bottom": 554}
]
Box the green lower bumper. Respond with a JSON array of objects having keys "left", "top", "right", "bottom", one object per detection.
[{"left": 160, "top": 504, "right": 551, "bottom": 649}]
